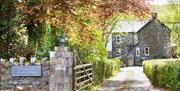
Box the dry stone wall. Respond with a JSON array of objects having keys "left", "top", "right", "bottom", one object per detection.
[
  {"left": 0, "top": 62, "right": 50, "bottom": 91},
  {"left": 0, "top": 46, "right": 74, "bottom": 91}
]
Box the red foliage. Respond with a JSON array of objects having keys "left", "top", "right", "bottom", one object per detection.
[
  {"left": 16, "top": 0, "right": 151, "bottom": 26},
  {"left": 15, "top": 0, "right": 151, "bottom": 45}
]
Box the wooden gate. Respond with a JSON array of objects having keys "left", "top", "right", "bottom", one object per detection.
[{"left": 73, "top": 52, "right": 94, "bottom": 91}]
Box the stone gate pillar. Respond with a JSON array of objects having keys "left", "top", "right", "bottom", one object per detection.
[{"left": 50, "top": 46, "right": 73, "bottom": 91}]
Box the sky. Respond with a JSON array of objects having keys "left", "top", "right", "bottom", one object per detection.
[
  {"left": 152, "top": 0, "right": 169, "bottom": 4},
  {"left": 147, "top": 0, "right": 179, "bottom": 5}
]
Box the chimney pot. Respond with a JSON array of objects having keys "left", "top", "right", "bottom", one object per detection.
[{"left": 152, "top": 12, "right": 157, "bottom": 19}]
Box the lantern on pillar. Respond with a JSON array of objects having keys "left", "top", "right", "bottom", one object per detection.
[{"left": 60, "top": 33, "right": 65, "bottom": 47}]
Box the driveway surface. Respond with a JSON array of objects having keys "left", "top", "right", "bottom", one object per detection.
[{"left": 97, "top": 67, "right": 168, "bottom": 91}]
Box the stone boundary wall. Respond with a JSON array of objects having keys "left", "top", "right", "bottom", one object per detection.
[
  {"left": 0, "top": 46, "right": 74, "bottom": 91},
  {"left": 0, "top": 61, "right": 50, "bottom": 91}
]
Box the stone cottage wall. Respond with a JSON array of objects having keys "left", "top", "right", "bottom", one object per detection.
[
  {"left": 111, "top": 19, "right": 171, "bottom": 65},
  {"left": 112, "top": 33, "right": 132, "bottom": 58},
  {"left": 137, "top": 19, "right": 171, "bottom": 58}
]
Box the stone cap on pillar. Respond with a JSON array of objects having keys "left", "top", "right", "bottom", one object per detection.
[
  {"left": 50, "top": 51, "right": 56, "bottom": 58},
  {"left": 54, "top": 46, "right": 69, "bottom": 52}
]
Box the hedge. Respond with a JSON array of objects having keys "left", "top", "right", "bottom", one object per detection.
[
  {"left": 92, "top": 58, "right": 121, "bottom": 84},
  {"left": 143, "top": 59, "right": 180, "bottom": 90}
]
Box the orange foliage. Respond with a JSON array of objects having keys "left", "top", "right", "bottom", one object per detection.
[{"left": 15, "top": 0, "right": 151, "bottom": 46}]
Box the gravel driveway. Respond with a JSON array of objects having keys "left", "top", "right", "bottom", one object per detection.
[{"left": 97, "top": 67, "right": 168, "bottom": 91}]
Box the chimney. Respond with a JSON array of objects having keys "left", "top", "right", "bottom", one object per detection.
[{"left": 151, "top": 12, "right": 157, "bottom": 19}]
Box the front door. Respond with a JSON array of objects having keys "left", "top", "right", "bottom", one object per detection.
[{"left": 128, "top": 54, "right": 134, "bottom": 66}]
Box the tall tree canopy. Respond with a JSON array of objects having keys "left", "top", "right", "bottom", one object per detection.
[
  {"left": 0, "top": 0, "right": 27, "bottom": 58},
  {"left": 0, "top": 0, "right": 151, "bottom": 59},
  {"left": 15, "top": 0, "right": 151, "bottom": 45},
  {"left": 14, "top": 0, "right": 151, "bottom": 60}
]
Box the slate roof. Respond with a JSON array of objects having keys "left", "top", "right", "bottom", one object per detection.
[
  {"left": 106, "top": 19, "right": 171, "bottom": 52},
  {"left": 112, "top": 21, "right": 149, "bottom": 33}
]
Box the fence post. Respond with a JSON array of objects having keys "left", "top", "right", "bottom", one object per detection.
[{"left": 73, "top": 50, "right": 77, "bottom": 91}]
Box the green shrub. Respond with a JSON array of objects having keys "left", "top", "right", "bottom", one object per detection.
[
  {"left": 153, "top": 55, "right": 168, "bottom": 59},
  {"left": 92, "top": 58, "right": 121, "bottom": 84},
  {"left": 143, "top": 59, "right": 180, "bottom": 90}
]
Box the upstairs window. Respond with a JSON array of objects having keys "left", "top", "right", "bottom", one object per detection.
[
  {"left": 136, "top": 48, "right": 140, "bottom": 57},
  {"left": 134, "top": 34, "right": 138, "bottom": 44},
  {"left": 116, "top": 35, "right": 121, "bottom": 44},
  {"left": 144, "top": 47, "right": 150, "bottom": 56}
]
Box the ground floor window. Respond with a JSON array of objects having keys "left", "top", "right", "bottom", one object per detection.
[
  {"left": 144, "top": 47, "right": 150, "bottom": 56},
  {"left": 116, "top": 48, "right": 121, "bottom": 55},
  {"left": 136, "top": 48, "right": 140, "bottom": 57}
]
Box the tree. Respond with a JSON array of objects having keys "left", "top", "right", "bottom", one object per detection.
[
  {"left": 15, "top": 0, "right": 151, "bottom": 45},
  {"left": 0, "top": 0, "right": 26, "bottom": 58},
  {"left": 14, "top": 0, "right": 151, "bottom": 60}
]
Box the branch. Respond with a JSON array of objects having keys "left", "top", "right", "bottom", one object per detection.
[{"left": 105, "top": 16, "right": 121, "bottom": 47}]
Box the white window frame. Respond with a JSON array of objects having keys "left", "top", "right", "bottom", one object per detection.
[
  {"left": 116, "top": 35, "right": 121, "bottom": 44},
  {"left": 134, "top": 34, "right": 138, "bottom": 44},
  {"left": 136, "top": 47, "right": 140, "bottom": 57},
  {"left": 116, "top": 48, "right": 121, "bottom": 55},
  {"left": 144, "top": 47, "right": 150, "bottom": 56}
]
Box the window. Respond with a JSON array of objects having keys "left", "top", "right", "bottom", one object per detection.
[
  {"left": 116, "top": 35, "right": 121, "bottom": 44},
  {"left": 116, "top": 48, "right": 121, "bottom": 55},
  {"left": 134, "top": 34, "right": 138, "bottom": 44},
  {"left": 136, "top": 48, "right": 140, "bottom": 57},
  {"left": 144, "top": 47, "right": 150, "bottom": 56}
]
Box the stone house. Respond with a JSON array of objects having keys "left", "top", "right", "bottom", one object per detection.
[{"left": 106, "top": 17, "right": 171, "bottom": 66}]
